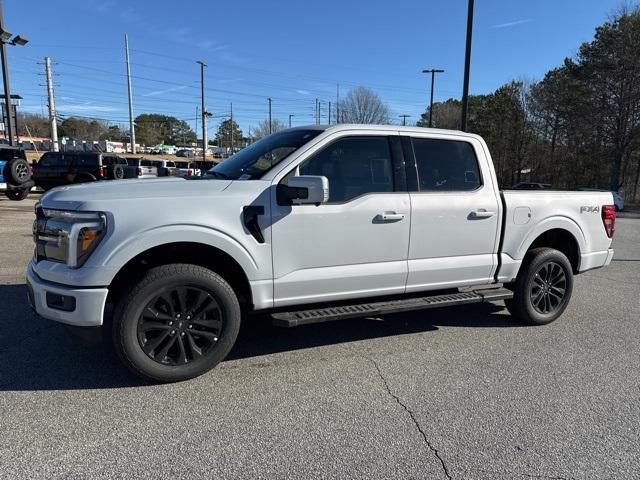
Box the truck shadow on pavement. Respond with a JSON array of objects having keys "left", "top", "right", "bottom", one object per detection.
[{"left": 0, "top": 283, "right": 525, "bottom": 391}]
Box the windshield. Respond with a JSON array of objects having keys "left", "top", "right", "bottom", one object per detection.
[{"left": 208, "top": 129, "right": 323, "bottom": 180}]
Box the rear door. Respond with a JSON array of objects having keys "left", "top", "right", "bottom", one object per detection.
[
  {"left": 71, "top": 153, "right": 100, "bottom": 180},
  {"left": 404, "top": 134, "right": 501, "bottom": 292},
  {"left": 35, "top": 153, "right": 72, "bottom": 188}
]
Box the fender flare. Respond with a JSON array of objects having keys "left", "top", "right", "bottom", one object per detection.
[
  {"left": 100, "top": 224, "right": 262, "bottom": 284},
  {"left": 515, "top": 216, "right": 586, "bottom": 260}
]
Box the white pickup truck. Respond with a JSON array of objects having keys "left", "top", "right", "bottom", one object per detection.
[{"left": 27, "top": 125, "right": 616, "bottom": 382}]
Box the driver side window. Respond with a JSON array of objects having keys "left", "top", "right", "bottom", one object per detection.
[{"left": 297, "top": 136, "right": 394, "bottom": 202}]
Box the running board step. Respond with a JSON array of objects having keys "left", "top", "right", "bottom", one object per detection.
[{"left": 271, "top": 288, "right": 513, "bottom": 327}]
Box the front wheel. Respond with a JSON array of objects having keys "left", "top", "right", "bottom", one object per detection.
[
  {"left": 113, "top": 264, "right": 241, "bottom": 382},
  {"left": 5, "top": 188, "right": 29, "bottom": 201},
  {"left": 505, "top": 248, "right": 573, "bottom": 325}
]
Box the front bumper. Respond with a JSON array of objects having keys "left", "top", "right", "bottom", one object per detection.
[{"left": 26, "top": 262, "right": 108, "bottom": 327}]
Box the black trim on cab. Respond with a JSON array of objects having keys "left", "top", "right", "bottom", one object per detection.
[
  {"left": 400, "top": 136, "right": 419, "bottom": 192},
  {"left": 388, "top": 136, "right": 407, "bottom": 192}
]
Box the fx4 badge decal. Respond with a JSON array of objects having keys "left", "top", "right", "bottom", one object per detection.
[{"left": 580, "top": 206, "right": 600, "bottom": 213}]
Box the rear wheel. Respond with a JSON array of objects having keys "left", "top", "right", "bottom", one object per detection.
[
  {"left": 113, "top": 264, "right": 241, "bottom": 382},
  {"left": 109, "top": 164, "right": 124, "bottom": 180},
  {"left": 505, "top": 248, "right": 573, "bottom": 325}
]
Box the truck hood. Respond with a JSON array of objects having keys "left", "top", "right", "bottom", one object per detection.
[{"left": 40, "top": 177, "right": 233, "bottom": 210}]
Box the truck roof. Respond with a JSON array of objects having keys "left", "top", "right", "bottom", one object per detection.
[{"left": 290, "top": 124, "right": 474, "bottom": 138}]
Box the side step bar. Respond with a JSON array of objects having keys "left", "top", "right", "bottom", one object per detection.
[{"left": 271, "top": 287, "right": 513, "bottom": 327}]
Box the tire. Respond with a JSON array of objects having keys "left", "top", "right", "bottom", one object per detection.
[
  {"left": 3, "top": 158, "right": 31, "bottom": 185},
  {"left": 113, "top": 264, "right": 241, "bottom": 382},
  {"left": 4, "top": 188, "right": 29, "bottom": 201},
  {"left": 110, "top": 165, "right": 124, "bottom": 180},
  {"left": 505, "top": 248, "right": 573, "bottom": 325}
]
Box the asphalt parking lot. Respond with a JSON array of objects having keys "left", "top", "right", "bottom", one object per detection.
[{"left": 0, "top": 194, "right": 638, "bottom": 480}]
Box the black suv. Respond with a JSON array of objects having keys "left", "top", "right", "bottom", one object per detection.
[{"left": 33, "top": 152, "right": 137, "bottom": 190}]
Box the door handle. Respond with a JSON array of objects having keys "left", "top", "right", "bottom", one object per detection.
[
  {"left": 378, "top": 212, "right": 405, "bottom": 222},
  {"left": 469, "top": 209, "right": 496, "bottom": 219}
]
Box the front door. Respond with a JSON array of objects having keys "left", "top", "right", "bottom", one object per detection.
[{"left": 270, "top": 134, "right": 411, "bottom": 307}]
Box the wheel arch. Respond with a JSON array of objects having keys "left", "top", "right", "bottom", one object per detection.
[
  {"left": 516, "top": 220, "right": 584, "bottom": 275},
  {"left": 107, "top": 241, "right": 254, "bottom": 311}
]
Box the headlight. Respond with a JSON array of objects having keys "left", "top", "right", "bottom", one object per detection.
[{"left": 33, "top": 206, "right": 107, "bottom": 268}]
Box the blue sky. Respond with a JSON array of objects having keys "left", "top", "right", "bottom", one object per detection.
[{"left": 5, "top": 0, "right": 624, "bottom": 137}]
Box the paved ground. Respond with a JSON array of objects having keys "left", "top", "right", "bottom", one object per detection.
[{"left": 0, "top": 194, "right": 638, "bottom": 479}]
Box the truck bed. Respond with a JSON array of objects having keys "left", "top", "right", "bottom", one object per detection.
[{"left": 497, "top": 189, "right": 615, "bottom": 282}]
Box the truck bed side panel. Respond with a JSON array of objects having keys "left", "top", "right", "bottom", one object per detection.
[{"left": 498, "top": 190, "right": 614, "bottom": 282}]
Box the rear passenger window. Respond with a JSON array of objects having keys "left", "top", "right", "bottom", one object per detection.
[
  {"left": 39, "top": 153, "right": 72, "bottom": 167},
  {"left": 298, "top": 136, "right": 394, "bottom": 202},
  {"left": 412, "top": 138, "right": 481, "bottom": 191},
  {"left": 76, "top": 154, "right": 99, "bottom": 166}
]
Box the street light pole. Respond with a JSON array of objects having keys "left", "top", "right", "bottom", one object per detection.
[
  {"left": 0, "top": 2, "right": 28, "bottom": 146},
  {"left": 124, "top": 34, "right": 136, "bottom": 154},
  {"left": 196, "top": 60, "right": 207, "bottom": 163},
  {"left": 422, "top": 68, "right": 444, "bottom": 128},
  {"left": 268, "top": 97, "right": 272, "bottom": 134},
  {"left": 461, "top": 0, "right": 474, "bottom": 131},
  {"left": 288, "top": 114, "right": 294, "bottom": 128}
]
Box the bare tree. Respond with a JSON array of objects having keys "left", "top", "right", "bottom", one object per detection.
[
  {"left": 337, "top": 86, "right": 390, "bottom": 124},
  {"left": 17, "top": 112, "right": 51, "bottom": 137},
  {"left": 250, "top": 119, "right": 287, "bottom": 140}
]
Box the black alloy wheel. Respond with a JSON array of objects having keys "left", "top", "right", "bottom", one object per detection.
[
  {"left": 504, "top": 247, "right": 573, "bottom": 325},
  {"left": 113, "top": 264, "right": 241, "bottom": 382},
  {"left": 529, "top": 261, "right": 567, "bottom": 315},
  {"left": 5, "top": 188, "right": 29, "bottom": 201},
  {"left": 137, "top": 286, "right": 223, "bottom": 366}
]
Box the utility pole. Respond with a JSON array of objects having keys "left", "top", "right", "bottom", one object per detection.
[
  {"left": 124, "top": 34, "right": 136, "bottom": 153},
  {"left": 44, "top": 57, "right": 59, "bottom": 152},
  {"left": 315, "top": 98, "right": 319, "bottom": 125},
  {"left": 0, "top": 3, "right": 13, "bottom": 145},
  {"left": 336, "top": 83, "right": 340, "bottom": 123},
  {"left": 461, "top": 0, "right": 474, "bottom": 131},
  {"left": 328, "top": 101, "right": 331, "bottom": 125},
  {"left": 230, "top": 102, "right": 234, "bottom": 153},
  {"left": 195, "top": 105, "right": 198, "bottom": 144},
  {"left": 196, "top": 60, "right": 207, "bottom": 162},
  {"left": 422, "top": 68, "right": 444, "bottom": 128},
  {"left": 399, "top": 114, "right": 410, "bottom": 126},
  {"left": 288, "top": 114, "right": 294, "bottom": 128},
  {"left": 268, "top": 97, "right": 272, "bottom": 134}
]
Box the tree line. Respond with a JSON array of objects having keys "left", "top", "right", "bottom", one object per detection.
[{"left": 418, "top": 7, "right": 640, "bottom": 201}]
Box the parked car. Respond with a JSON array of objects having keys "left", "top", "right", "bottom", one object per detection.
[
  {"left": 125, "top": 157, "right": 158, "bottom": 178},
  {"left": 32, "top": 152, "right": 141, "bottom": 190},
  {"left": 510, "top": 182, "right": 552, "bottom": 190},
  {"left": 139, "top": 158, "right": 178, "bottom": 177},
  {"left": 174, "top": 161, "right": 201, "bottom": 177},
  {"left": 578, "top": 188, "right": 624, "bottom": 211},
  {"left": 28, "top": 125, "right": 616, "bottom": 382},
  {"left": 0, "top": 145, "right": 34, "bottom": 201},
  {"left": 176, "top": 149, "right": 194, "bottom": 158},
  {"left": 194, "top": 160, "right": 216, "bottom": 173}
]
